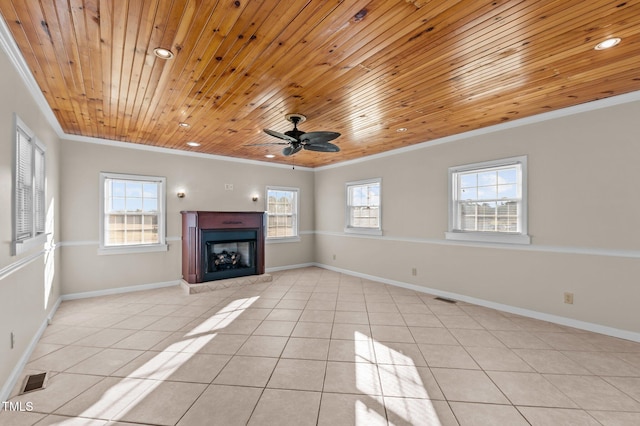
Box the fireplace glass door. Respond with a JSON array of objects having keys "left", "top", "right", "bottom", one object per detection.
[{"left": 201, "top": 230, "right": 257, "bottom": 281}]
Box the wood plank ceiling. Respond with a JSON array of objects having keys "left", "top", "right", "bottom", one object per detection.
[{"left": 1, "top": 0, "right": 639, "bottom": 168}]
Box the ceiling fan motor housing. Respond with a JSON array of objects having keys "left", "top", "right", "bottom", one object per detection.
[
  {"left": 284, "top": 113, "right": 307, "bottom": 139},
  {"left": 285, "top": 113, "right": 306, "bottom": 125},
  {"left": 285, "top": 129, "right": 305, "bottom": 139}
]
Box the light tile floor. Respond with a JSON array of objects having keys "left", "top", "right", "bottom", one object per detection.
[{"left": 2, "top": 267, "right": 640, "bottom": 425}]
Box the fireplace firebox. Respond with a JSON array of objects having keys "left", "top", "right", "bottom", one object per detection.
[
  {"left": 181, "top": 211, "right": 265, "bottom": 283},
  {"left": 203, "top": 229, "right": 256, "bottom": 281}
]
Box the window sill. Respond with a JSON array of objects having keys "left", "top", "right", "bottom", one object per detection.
[
  {"left": 344, "top": 227, "right": 383, "bottom": 236},
  {"left": 266, "top": 236, "right": 301, "bottom": 244},
  {"left": 98, "top": 243, "right": 168, "bottom": 255},
  {"left": 12, "top": 233, "right": 49, "bottom": 256},
  {"left": 445, "top": 231, "right": 531, "bottom": 245}
]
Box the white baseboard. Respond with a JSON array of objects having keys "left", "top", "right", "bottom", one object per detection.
[
  {"left": 313, "top": 263, "right": 640, "bottom": 343},
  {"left": 61, "top": 280, "right": 180, "bottom": 301},
  {"left": 266, "top": 263, "right": 316, "bottom": 273},
  {"left": 0, "top": 297, "right": 62, "bottom": 403}
]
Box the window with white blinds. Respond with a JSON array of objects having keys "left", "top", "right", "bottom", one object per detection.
[
  {"left": 99, "top": 172, "right": 167, "bottom": 254},
  {"left": 13, "top": 116, "right": 46, "bottom": 254},
  {"left": 447, "top": 156, "right": 530, "bottom": 244}
]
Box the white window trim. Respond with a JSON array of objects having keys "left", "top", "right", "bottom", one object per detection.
[
  {"left": 265, "top": 186, "right": 300, "bottom": 243},
  {"left": 13, "top": 233, "right": 48, "bottom": 256},
  {"left": 99, "top": 172, "right": 168, "bottom": 255},
  {"left": 12, "top": 115, "right": 48, "bottom": 256},
  {"left": 345, "top": 177, "right": 383, "bottom": 236},
  {"left": 446, "top": 156, "right": 530, "bottom": 245}
]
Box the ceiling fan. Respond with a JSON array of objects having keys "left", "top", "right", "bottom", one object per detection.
[{"left": 251, "top": 114, "right": 341, "bottom": 156}]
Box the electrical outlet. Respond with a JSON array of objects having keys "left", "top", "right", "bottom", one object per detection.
[
  {"left": 332, "top": 254, "right": 336, "bottom": 260},
  {"left": 10, "top": 332, "right": 14, "bottom": 349},
  {"left": 411, "top": 267, "right": 417, "bottom": 276},
  {"left": 224, "top": 183, "right": 233, "bottom": 191},
  {"left": 564, "top": 292, "right": 574, "bottom": 304}
]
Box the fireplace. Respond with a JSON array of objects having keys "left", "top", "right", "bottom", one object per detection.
[
  {"left": 181, "top": 211, "right": 265, "bottom": 283},
  {"left": 202, "top": 229, "right": 257, "bottom": 281}
]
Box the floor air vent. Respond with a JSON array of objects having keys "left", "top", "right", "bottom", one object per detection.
[
  {"left": 21, "top": 372, "right": 48, "bottom": 394},
  {"left": 434, "top": 296, "right": 457, "bottom": 304}
]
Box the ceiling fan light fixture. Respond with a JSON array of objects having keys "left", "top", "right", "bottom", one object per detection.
[
  {"left": 153, "top": 47, "right": 175, "bottom": 59},
  {"left": 594, "top": 37, "right": 621, "bottom": 50}
]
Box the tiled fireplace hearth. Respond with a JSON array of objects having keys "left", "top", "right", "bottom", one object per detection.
[{"left": 180, "top": 211, "right": 271, "bottom": 293}]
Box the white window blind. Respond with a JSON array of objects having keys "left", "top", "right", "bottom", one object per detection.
[
  {"left": 34, "top": 144, "right": 46, "bottom": 234},
  {"left": 13, "top": 116, "right": 46, "bottom": 254},
  {"left": 15, "top": 127, "right": 33, "bottom": 241}
]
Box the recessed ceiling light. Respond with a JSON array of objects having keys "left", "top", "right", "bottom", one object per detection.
[
  {"left": 265, "top": 154, "right": 275, "bottom": 158},
  {"left": 178, "top": 122, "right": 190, "bottom": 128},
  {"left": 153, "top": 47, "right": 174, "bottom": 59},
  {"left": 396, "top": 127, "right": 408, "bottom": 132},
  {"left": 594, "top": 37, "right": 621, "bottom": 50},
  {"left": 186, "top": 141, "right": 200, "bottom": 147}
]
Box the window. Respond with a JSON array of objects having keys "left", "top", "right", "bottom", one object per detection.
[
  {"left": 447, "top": 156, "right": 530, "bottom": 244},
  {"left": 266, "top": 186, "right": 299, "bottom": 241},
  {"left": 99, "top": 172, "right": 167, "bottom": 254},
  {"left": 345, "top": 178, "right": 382, "bottom": 235},
  {"left": 12, "top": 115, "right": 46, "bottom": 255}
]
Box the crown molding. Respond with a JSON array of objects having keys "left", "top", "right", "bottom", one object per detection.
[
  {"left": 62, "top": 132, "right": 314, "bottom": 171},
  {"left": 0, "top": 14, "right": 63, "bottom": 136},
  {"left": 2, "top": 14, "right": 639, "bottom": 172},
  {"left": 0, "top": 14, "right": 311, "bottom": 171},
  {"left": 315, "top": 90, "right": 640, "bottom": 171}
]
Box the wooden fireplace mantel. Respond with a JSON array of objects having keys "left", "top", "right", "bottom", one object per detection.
[{"left": 181, "top": 211, "right": 266, "bottom": 284}]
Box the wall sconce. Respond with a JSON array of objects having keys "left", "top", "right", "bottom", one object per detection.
[
  {"left": 177, "top": 191, "right": 186, "bottom": 198},
  {"left": 252, "top": 195, "right": 259, "bottom": 202}
]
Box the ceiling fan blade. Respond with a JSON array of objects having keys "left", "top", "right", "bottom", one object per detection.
[
  {"left": 282, "top": 146, "right": 294, "bottom": 156},
  {"left": 264, "top": 128, "right": 297, "bottom": 143},
  {"left": 303, "top": 142, "right": 340, "bottom": 152},
  {"left": 282, "top": 144, "right": 303, "bottom": 156},
  {"left": 300, "top": 131, "right": 341, "bottom": 144}
]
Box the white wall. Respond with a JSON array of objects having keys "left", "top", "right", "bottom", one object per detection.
[
  {"left": 314, "top": 98, "right": 640, "bottom": 336},
  {"left": 59, "top": 140, "right": 316, "bottom": 295},
  {"left": 0, "top": 39, "right": 62, "bottom": 399}
]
